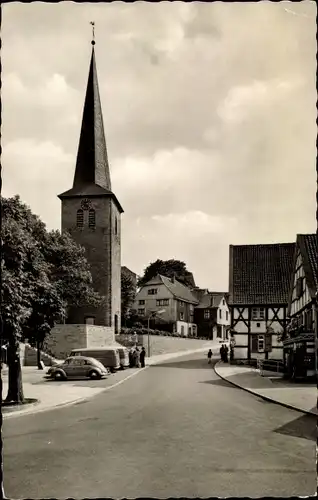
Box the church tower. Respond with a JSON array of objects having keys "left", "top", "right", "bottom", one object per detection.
[{"left": 58, "top": 39, "right": 123, "bottom": 335}]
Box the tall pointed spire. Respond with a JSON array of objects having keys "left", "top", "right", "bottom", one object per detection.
[
  {"left": 73, "top": 40, "right": 111, "bottom": 191},
  {"left": 59, "top": 36, "right": 123, "bottom": 213}
]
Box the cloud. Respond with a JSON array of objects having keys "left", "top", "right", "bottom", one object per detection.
[
  {"left": 2, "top": 139, "right": 73, "bottom": 230},
  {"left": 2, "top": 1, "right": 316, "bottom": 289}
]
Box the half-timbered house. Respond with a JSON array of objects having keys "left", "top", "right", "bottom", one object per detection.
[
  {"left": 229, "top": 243, "right": 295, "bottom": 361},
  {"left": 283, "top": 234, "right": 317, "bottom": 379}
]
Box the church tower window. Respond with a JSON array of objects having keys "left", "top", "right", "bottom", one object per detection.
[
  {"left": 88, "top": 209, "right": 96, "bottom": 228},
  {"left": 115, "top": 217, "right": 118, "bottom": 235},
  {"left": 76, "top": 209, "right": 84, "bottom": 228}
]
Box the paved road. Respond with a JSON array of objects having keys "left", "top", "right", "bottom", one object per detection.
[{"left": 3, "top": 354, "right": 316, "bottom": 498}]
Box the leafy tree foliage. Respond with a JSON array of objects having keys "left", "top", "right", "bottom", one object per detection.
[
  {"left": 1, "top": 195, "right": 102, "bottom": 403},
  {"left": 121, "top": 272, "right": 136, "bottom": 324},
  {"left": 137, "top": 259, "right": 195, "bottom": 288}
]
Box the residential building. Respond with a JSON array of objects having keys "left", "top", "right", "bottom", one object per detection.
[
  {"left": 134, "top": 274, "right": 199, "bottom": 336},
  {"left": 283, "top": 234, "right": 317, "bottom": 379},
  {"left": 228, "top": 243, "right": 295, "bottom": 361},
  {"left": 193, "top": 291, "right": 230, "bottom": 340}
]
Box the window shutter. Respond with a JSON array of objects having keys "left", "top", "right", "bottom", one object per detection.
[
  {"left": 251, "top": 334, "right": 258, "bottom": 353},
  {"left": 265, "top": 333, "right": 272, "bottom": 352},
  {"left": 77, "top": 209, "right": 84, "bottom": 228},
  {"left": 88, "top": 209, "right": 96, "bottom": 228}
]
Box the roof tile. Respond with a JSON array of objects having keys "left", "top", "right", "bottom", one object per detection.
[{"left": 229, "top": 243, "right": 295, "bottom": 305}]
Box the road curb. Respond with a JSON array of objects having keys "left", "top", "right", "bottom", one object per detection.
[
  {"left": 147, "top": 346, "right": 216, "bottom": 365},
  {"left": 2, "top": 349, "right": 215, "bottom": 419},
  {"left": 213, "top": 361, "right": 317, "bottom": 417},
  {"left": 2, "top": 367, "right": 147, "bottom": 420}
]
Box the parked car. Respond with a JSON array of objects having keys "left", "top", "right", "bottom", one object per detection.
[
  {"left": 70, "top": 347, "right": 121, "bottom": 372},
  {"left": 107, "top": 345, "right": 130, "bottom": 369},
  {"left": 46, "top": 356, "right": 109, "bottom": 381}
]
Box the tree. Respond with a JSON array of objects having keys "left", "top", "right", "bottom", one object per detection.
[
  {"left": 121, "top": 272, "right": 136, "bottom": 326},
  {"left": 1, "top": 195, "right": 102, "bottom": 403},
  {"left": 137, "top": 259, "right": 195, "bottom": 288}
]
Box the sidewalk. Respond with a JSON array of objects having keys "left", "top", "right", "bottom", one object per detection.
[
  {"left": 1, "top": 344, "right": 219, "bottom": 419},
  {"left": 214, "top": 361, "right": 317, "bottom": 416}
]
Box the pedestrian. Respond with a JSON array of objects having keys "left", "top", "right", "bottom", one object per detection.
[
  {"left": 223, "top": 344, "right": 229, "bottom": 363},
  {"left": 134, "top": 347, "right": 141, "bottom": 368},
  {"left": 230, "top": 346, "right": 234, "bottom": 362},
  {"left": 140, "top": 347, "right": 146, "bottom": 368},
  {"left": 220, "top": 345, "right": 225, "bottom": 362},
  {"left": 129, "top": 348, "right": 134, "bottom": 368},
  {"left": 207, "top": 349, "right": 213, "bottom": 364}
]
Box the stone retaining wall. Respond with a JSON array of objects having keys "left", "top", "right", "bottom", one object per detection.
[
  {"left": 45, "top": 324, "right": 115, "bottom": 359},
  {"left": 116, "top": 334, "right": 209, "bottom": 356}
]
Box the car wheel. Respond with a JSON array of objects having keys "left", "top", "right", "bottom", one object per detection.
[
  {"left": 89, "top": 370, "right": 101, "bottom": 380},
  {"left": 54, "top": 371, "right": 65, "bottom": 381}
]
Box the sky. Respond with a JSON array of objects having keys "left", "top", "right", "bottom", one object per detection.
[{"left": 2, "top": 1, "right": 317, "bottom": 291}]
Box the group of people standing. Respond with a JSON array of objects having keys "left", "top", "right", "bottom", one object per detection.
[
  {"left": 129, "top": 346, "right": 146, "bottom": 368},
  {"left": 220, "top": 344, "right": 229, "bottom": 363}
]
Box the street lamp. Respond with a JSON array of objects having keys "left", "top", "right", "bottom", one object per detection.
[{"left": 147, "top": 309, "right": 166, "bottom": 357}]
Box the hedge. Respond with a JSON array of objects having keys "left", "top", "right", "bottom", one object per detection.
[{"left": 119, "top": 327, "right": 206, "bottom": 340}]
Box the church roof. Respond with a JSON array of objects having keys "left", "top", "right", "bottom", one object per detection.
[
  {"left": 58, "top": 43, "right": 123, "bottom": 213},
  {"left": 229, "top": 242, "right": 295, "bottom": 305}
]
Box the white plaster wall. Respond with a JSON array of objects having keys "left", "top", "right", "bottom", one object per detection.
[
  {"left": 234, "top": 347, "right": 248, "bottom": 359},
  {"left": 234, "top": 334, "right": 248, "bottom": 345},
  {"left": 176, "top": 321, "right": 192, "bottom": 336},
  {"left": 250, "top": 320, "right": 266, "bottom": 333},
  {"left": 235, "top": 321, "right": 248, "bottom": 333}
]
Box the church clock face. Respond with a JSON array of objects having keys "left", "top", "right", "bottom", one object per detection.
[{"left": 81, "top": 199, "right": 91, "bottom": 211}]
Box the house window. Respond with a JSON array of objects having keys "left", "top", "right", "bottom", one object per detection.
[
  {"left": 88, "top": 209, "right": 96, "bottom": 228},
  {"left": 180, "top": 301, "right": 184, "bottom": 308},
  {"left": 138, "top": 308, "right": 145, "bottom": 315},
  {"left": 85, "top": 316, "right": 95, "bottom": 325},
  {"left": 258, "top": 335, "right": 265, "bottom": 352},
  {"left": 226, "top": 311, "right": 228, "bottom": 321},
  {"left": 76, "top": 209, "right": 84, "bottom": 228},
  {"left": 252, "top": 307, "right": 265, "bottom": 320},
  {"left": 156, "top": 299, "right": 169, "bottom": 306},
  {"left": 204, "top": 310, "right": 210, "bottom": 319},
  {"left": 139, "top": 300, "right": 145, "bottom": 305},
  {"left": 219, "top": 309, "right": 222, "bottom": 319},
  {"left": 296, "top": 277, "right": 303, "bottom": 298},
  {"left": 148, "top": 289, "right": 158, "bottom": 295},
  {"left": 180, "top": 312, "right": 184, "bottom": 321}
]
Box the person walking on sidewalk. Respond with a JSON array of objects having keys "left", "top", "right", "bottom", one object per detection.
[
  {"left": 140, "top": 347, "right": 146, "bottom": 368},
  {"left": 207, "top": 349, "right": 213, "bottom": 364},
  {"left": 223, "top": 344, "right": 229, "bottom": 363},
  {"left": 134, "top": 347, "right": 141, "bottom": 368},
  {"left": 220, "top": 344, "right": 225, "bottom": 362}
]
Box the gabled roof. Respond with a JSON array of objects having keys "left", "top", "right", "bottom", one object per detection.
[
  {"left": 142, "top": 274, "right": 199, "bottom": 304},
  {"left": 229, "top": 243, "right": 295, "bottom": 305},
  {"left": 196, "top": 292, "right": 226, "bottom": 309},
  {"left": 295, "top": 234, "right": 317, "bottom": 299}
]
